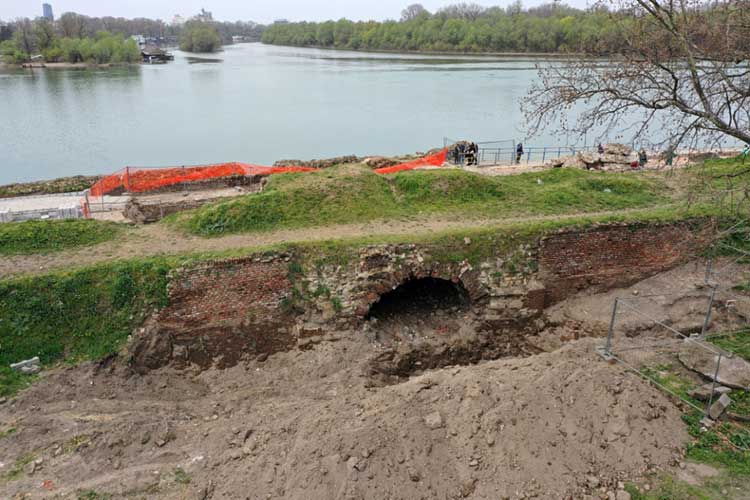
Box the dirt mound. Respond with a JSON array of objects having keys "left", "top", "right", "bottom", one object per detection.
[
  {"left": 273, "top": 155, "right": 361, "bottom": 169},
  {"left": 0, "top": 337, "right": 687, "bottom": 499}
]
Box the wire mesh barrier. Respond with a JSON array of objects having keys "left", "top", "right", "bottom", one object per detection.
[
  {"left": 474, "top": 145, "right": 600, "bottom": 167},
  {"left": 597, "top": 229, "right": 750, "bottom": 454}
]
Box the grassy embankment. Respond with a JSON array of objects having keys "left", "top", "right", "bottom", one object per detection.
[
  {"left": 176, "top": 164, "right": 676, "bottom": 236},
  {"left": 0, "top": 260, "right": 170, "bottom": 397},
  {"left": 0, "top": 220, "right": 122, "bottom": 255}
]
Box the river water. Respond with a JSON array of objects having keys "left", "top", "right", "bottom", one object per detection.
[{"left": 2, "top": 43, "right": 596, "bottom": 184}]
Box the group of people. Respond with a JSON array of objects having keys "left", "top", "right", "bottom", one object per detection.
[{"left": 450, "top": 142, "right": 479, "bottom": 166}]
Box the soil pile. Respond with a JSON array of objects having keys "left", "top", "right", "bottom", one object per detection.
[{"left": 0, "top": 335, "right": 688, "bottom": 499}]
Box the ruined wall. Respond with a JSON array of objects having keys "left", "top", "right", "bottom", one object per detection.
[
  {"left": 538, "top": 220, "right": 710, "bottom": 305},
  {"left": 140, "top": 254, "right": 298, "bottom": 369},
  {"left": 132, "top": 220, "right": 710, "bottom": 370}
]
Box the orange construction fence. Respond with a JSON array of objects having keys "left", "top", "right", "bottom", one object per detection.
[
  {"left": 373, "top": 149, "right": 448, "bottom": 174},
  {"left": 89, "top": 149, "right": 449, "bottom": 198}
]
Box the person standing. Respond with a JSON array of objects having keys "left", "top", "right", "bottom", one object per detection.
[
  {"left": 665, "top": 147, "right": 675, "bottom": 167},
  {"left": 638, "top": 148, "right": 648, "bottom": 169},
  {"left": 742, "top": 144, "right": 750, "bottom": 164},
  {"left": 516, "top": 143, "right": 524, "bottom": 164}
]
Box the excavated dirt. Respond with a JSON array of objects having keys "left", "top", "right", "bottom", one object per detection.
[
  {"left": 0, "top": 338, "right": 688, "bottom": 500},
  {"left": 3, "top": 261, "right": 747, "bottom": 499}
]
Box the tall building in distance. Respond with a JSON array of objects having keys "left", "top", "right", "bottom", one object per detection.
[{"left": 42, "top": 3, "right": 54, "bottom": 21}]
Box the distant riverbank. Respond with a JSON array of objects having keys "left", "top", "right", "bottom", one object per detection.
[
  {"left": 259, "top": 42, "right": 583, "bottom": 59},
  {"left": 0, "top": 61, "right": 141, "bottom": 70}
]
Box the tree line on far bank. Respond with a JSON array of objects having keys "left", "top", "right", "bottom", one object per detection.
[
  {"left": 261, "top": 2, "right": 628, "bottom": 53},
  {"left": 0, "top": 11, "right": 262, "bottom": 63},
  {"left": 0, "top": 19, "right": 141, "bottom": 64}
]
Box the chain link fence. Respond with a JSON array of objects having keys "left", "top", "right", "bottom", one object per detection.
[{"left": 597, "top": 223, "right": 750, "bottom": 454}]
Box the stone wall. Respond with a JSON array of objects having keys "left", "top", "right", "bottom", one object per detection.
[
  {"left": 131, "top": 219, "right": 711, "bottom": 370},
  {"left": 538, "top": 220, "right": 711, "bottom": 305}
]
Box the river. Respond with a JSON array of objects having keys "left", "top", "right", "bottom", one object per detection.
[{"left": 2, "top": 43, "right": 601, "bottom": 184}]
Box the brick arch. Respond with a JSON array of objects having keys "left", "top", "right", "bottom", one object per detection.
[{"left": 353, "top": 265, "right": 485, "bottom": 318}]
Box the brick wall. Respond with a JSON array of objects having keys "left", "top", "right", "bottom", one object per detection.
[
  {"left": 134, "top": 220, "right": 712, "bottom": 370},
  {"left": 537, "top": 220, "right": 710, "bottom": 305},
  {"left": 154, "top": 256, "right": 297, "bottom": 368}
]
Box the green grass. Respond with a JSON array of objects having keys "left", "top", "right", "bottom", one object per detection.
[
  {"left": 625, "top": 473, "right": 750, "bottom": 500},
  {"left": 174, "top": 467, "right": 191, "bottom": 484},
  {"left": 632, "top": 356, "right": 750, "bottom": 498},
  {"left": 706, "top": 330, "right": 750, "bottom": 417},
  {"left": 707, "top": 329, "right": 750, "bottom": 361},
  {"left": 0, "top": 219, "right": 122, "bottom": 255},
  {"left": 0, "top": 366, "right": 36, "bottom": 398},
  {"left": 177, "top": 164, "right": 670, "bottom": 236},
  {"left": 0, "top": 426, "right": 16, "bottom": 439},
  {"left": 0, "top": 259, "right": 170, "bottom": 396}
]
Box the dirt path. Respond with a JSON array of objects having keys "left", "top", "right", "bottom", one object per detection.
[{"left": 0, "top": 206, "right": 675, "bottom": 279}]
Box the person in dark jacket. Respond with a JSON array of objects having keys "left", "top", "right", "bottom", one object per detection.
[
  {"left": 638, "top": 149, "right": 648, "bottom": 169},
  {"left": 516, "top": 143, "right": 524, "bottom": 164}
]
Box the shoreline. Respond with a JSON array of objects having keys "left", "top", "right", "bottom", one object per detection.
[
  {"left": 0, "top": 61, "right": 148, "bottom": 70},
  {"left": 259, "top": 42, "right": 586, "bottom": 59}
]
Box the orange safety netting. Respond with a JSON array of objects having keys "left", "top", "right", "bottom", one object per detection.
[
  {"left": 374, "top": 149, "right": 448, "bottom": 174},
  {"left": 243, "top": 165, "right": 317, "bottom": 176},
  {"left": 90, "top": 163, "right": 248, "bottom": 197},
  {"left": 89, "top": 149, "right": 449, "bottom": 198}
]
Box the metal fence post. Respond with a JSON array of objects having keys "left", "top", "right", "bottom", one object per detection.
[
  {"left": 704, "top": 248, "right": 715, "bottom": 285},
  {"left": 700, "top": 286, "right": 717, "bottom": 338},
  {"left": 705, "top": 352, "right": 723, "bottom": 418},
  {"left": 605, "top": 298, "right": 619, "bottom": 354},
  {"left": 542, "top": 147, "right": 547, "bottom": 162}
]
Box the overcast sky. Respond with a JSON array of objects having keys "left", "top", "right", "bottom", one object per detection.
[{"left": 3, "top": 0, "right": 591, "bottom": 23}]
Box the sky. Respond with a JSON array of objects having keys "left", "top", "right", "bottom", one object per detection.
[{"left": 2, "top": 0, "right": 591, "bottom": 24}]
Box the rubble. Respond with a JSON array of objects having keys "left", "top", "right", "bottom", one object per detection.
[
  {"left": 687, "top": 383, "right": 732, "bottom": 401},
  {"left": 544, "top": 143, "right": 638, "bottom": 172},
  {"left": 423, "top": 411, "right": 444, "bottom": 429},
  {"left": 10, "top": 356, "right": 40, "bottom": 374},
  {"left": 678, "top": 341, "right": 750, "bottom": 390},
  {"left": 707, "top": 393, "right": 733, "bottom": 420}
]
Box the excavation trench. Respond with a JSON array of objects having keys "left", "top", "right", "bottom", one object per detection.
[{"left": 363, "top": 277, "right": 538, "bottom": 381}]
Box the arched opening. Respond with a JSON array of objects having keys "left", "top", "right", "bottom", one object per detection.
[{"left": 366, "top": 277, "right": 470, "bottom": 324}]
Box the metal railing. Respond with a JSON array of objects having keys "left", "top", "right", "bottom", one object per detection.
[{"left": 449, "top": 145, "right": 600, "bottom": 167}]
